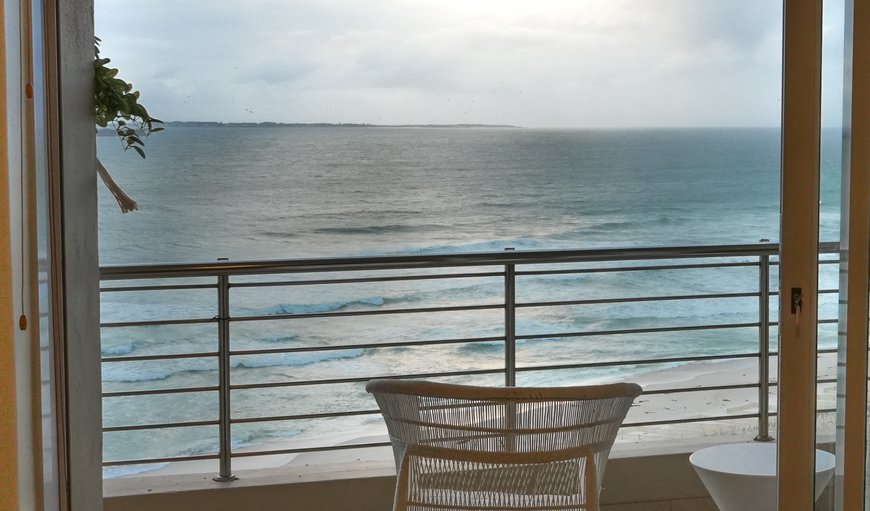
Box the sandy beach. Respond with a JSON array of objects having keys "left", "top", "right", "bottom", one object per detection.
[{"left": 130, "top": 352, "right": 839, "bottom": 479}]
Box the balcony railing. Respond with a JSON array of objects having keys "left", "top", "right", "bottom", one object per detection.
[{"left": 99, "top": 242, "right": 841, "bottom": 481}]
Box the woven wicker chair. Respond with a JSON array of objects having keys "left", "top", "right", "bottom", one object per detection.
[{"left": 366, "top": 379, "right": 642, "bottom": 511}]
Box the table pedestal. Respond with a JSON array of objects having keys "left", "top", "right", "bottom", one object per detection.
[{"left": 689, "top": 443, "right": 835, "bottom": 511}]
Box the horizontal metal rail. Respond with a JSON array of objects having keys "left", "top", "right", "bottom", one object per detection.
[
  {"left": 98, "top": 242, "right": 843, "bottom": 479},
  {"left": 517, "top": 322, "right": 760, "bottom": 340},
  {"left": 226, "top": 335, "right": 506, "bottom": 357},
  {"left": 103, "top": 386, "right": 219, "bottom": 398},
  {"left": 232, "top": 270, "right": 507, "bottom": 288},
  {"left": 227, "top": 302, "right": 505, "bottom": 322},
  {"left": 103, "top": 419, "right": 221, "bottom": 432},
  {"left": 100, "top": 242, "right": 837, "bottom": 280},
  {"left": 100, "top": 282, "right": 217, "bottom": 293},
  {"left": 518, "top": 291, "right": 760, "bottom": 308},
  {"left": 97, "top": 319, "right": 764, "bottom": 365},
  {"left": 517, "top": 261, "right": 762, "bottom": 275},
  {"left": 101, "top": 352, "right": 762, "bottom": 402},
  {"left": 103, "top": 453, "right": 219, "bottom": 467},
  {"left": 101, "top": 317, "right": 216, "bottom": 328},
  {"left": 102, "top": 351, "right": 218, "bottom": 363}
]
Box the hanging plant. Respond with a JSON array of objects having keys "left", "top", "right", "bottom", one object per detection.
[{"left": 94, "top": 37, "right": 164, "bottom": 212}]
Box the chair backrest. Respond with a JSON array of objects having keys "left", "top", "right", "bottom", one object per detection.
[{"left": 367, "top": 379, "right": 642, "bottom": 511}]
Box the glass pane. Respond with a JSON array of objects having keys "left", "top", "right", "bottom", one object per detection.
[
  {"left": 95, "top": 0, "right": 789, "bottom": 489},
  {"left": 821, "top": 0, "right": 845, "bottom": 509}
]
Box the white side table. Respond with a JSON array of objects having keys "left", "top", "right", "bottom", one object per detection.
[{"left": 689, "top": 442, "right": 835, "bottom": 511}]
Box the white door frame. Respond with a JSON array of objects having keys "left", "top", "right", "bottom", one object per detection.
[
  {"left": 43, "top": 0, "right": 103, "bottom": 509},
  {"left": 834, "top": 0, "right": 870, "bottom": 508},
  {"left": 778, "top": 0, "right": 823, "bottom": 509}
]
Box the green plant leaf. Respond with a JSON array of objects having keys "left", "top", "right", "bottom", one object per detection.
[{"left": 94, "top": 37, "right": 163, "bottom": 159}]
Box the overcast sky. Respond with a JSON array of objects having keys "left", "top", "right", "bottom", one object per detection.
[{"left": 95, "top": 0, "right": 845, "bottom": 128}]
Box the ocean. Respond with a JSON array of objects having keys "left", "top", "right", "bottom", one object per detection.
[{"left": 97, "top": 126, "right": 843, "bottom": 476}]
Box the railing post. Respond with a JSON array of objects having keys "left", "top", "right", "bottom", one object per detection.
[
  {"left": 755, "top": 254, "right": 773, "bottom": 441},
  {"left": 214, "top": 266, "right": 237, "bottom": 481},
  {"left": 504, "top": 248, "right": 516, "bottom": 387}
]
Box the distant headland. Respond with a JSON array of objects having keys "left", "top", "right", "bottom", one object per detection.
[{"left": 160, "top": 121, "right": 521, "bottom": 129}]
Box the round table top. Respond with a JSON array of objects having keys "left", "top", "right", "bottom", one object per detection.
[{"left": 689, "top": 442, "right": 835, "bottom": 477}]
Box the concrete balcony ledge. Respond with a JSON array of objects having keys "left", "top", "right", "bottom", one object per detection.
[{"left": 104, "top": 437, "right": 743, "bottom": 511}]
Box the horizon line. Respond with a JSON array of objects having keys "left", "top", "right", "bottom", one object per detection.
[{"left": 140, "top": 121, "right": 809, "bottom": 130}]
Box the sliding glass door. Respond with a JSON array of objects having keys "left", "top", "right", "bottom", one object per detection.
[
  {"left": 777, "top": 0, "right": 825, "bottom": 507},
  {"left": 783, "top": 0, "right": 870, "bottom": 509},
  {"left": 835, "top": 0, "right": 870, "bottom": 509}
]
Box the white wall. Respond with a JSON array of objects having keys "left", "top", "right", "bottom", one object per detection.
[{"left": 51, "top": 0, "right": 103, "bottom": 508}]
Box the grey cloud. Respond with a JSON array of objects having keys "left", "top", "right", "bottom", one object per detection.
[
  {"left": 244, "top": 59, "right": 319, "bottom": 84},
  {"left": 96, "top": 1, "right": 827, "bottom": 127}
]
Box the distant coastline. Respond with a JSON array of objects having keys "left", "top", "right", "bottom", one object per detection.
[{"left": 160, "top": 121, "right": 521, "bottom": 129}]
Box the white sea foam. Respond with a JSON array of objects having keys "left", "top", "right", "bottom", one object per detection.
[{"left": 263, "top": 297, "right": 385, "bottom": 315}]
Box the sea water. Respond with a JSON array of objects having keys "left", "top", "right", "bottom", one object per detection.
[{"left": 97, "top": 127, "right": 843, "bottom": 476}]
